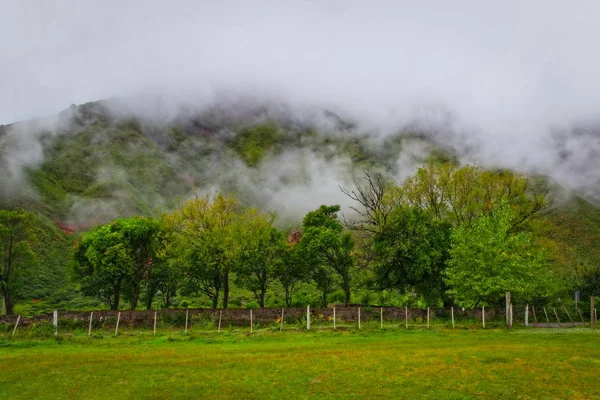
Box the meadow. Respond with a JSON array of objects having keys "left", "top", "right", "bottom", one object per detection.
[{"left": 1, "top": 327, "right": 599, "bottom": 399}]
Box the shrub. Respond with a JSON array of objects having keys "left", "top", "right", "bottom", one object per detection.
[{"left": 245, "top": 302, "right": 260, "bottom": 310}]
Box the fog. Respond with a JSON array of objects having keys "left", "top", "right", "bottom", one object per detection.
[{"left": 2, "top": 1, "right": 600, "bottom": 205}]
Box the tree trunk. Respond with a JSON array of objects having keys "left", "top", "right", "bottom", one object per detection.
[
  {"left": 222, "top": 269, "right": 229, "bottom": 309},
  {"left": 5, "top": 300, "right": 13, "bottom": 316},
  {"left": 259, "top": 291, "right": 265, "bottom": 308},
  {"left": 321, "top": 291, "right": 328, "bottom": 307},
  {"left": 2, "top": 288, "right": 14, "bottom": 315},
  {"left": 284, "top": 286, "right": 292, "bottom": 307},
  {"left": 343, "top": 278, "right": 351, "bottom": 306},
  {"left": 112, "top": 279, "right": 122, "bottom": 310},
  {"left": 145, "top": 288, "right": 156, "bottom": 310}
]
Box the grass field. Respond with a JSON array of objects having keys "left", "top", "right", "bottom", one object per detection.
[{"left": 1, "top": 328, "right": 599, "bottom": 399}]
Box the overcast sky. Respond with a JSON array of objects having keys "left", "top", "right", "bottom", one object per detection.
[
  {"left": 2, "top": 1, "right": 600, "bottom": 199},
  {"left": 1, "top": 1, "right": 599, "bottom": 127}
]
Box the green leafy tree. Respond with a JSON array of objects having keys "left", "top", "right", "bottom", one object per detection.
[
  {"left": 392, "top": 162, "right": 550, "bottom": 229},
  {"left": 373, "top": 207, "right": 451, "bottom": 306},
  {"left": 0, "top": 210, "right": 37, "bottom": 315},
  {"left": 277, "top": 240, "right": 309, "bottom": 307},
  {"left": 300, "top": 205, "right": 355, "bottom": 306},
  {"left": 143, "top": 250, "right": 182, "bottom": 309},
  {"left": 233, "top": 210, "right": 286, "bottom": 307},
  {"left": 75, "top": 216, "right": 162, "bottom": 310},
  {"left": 445, "top": 201, "right": 552, "bottom": 307},
  {"left": 164, "top": 194, "right": 240, "bottom": 308}
]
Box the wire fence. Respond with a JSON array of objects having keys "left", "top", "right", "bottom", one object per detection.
[{"left": 1, "top": 301, "right": 597, "bottom": 337}]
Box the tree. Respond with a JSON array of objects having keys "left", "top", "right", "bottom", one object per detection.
[
  {"left": 445, "top": 201, "right": 552, "bottom": 307},
  {"left": 277, "top": 239, "right": 309, "bottom": 307},
  {"left": 233, "top": 210, "right": 286, "bottom": 307},
  {"left": 75, "top": 216, "right": 162, "bottom": 310},
  {"left": 373, "top": 207, "right": 451, "bottom": 306},
  {"left": 0, "top": 210, "right": 37, "bottom": 315},
  {"left": 392, "top": 162, "right": 551, "bottom": 229},
  {"left": 143, "top": 250, "right": 182, "bottom": 309},
  {"left": 164, "top": 193, "right": 240, "bottom": 308},
  {"left": 300, "top": 205, "right": 355, "bottom": 306}
]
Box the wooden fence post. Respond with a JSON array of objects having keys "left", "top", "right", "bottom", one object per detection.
[
  {"left": 577, "top": 308, "right": 585, "bottom": 326},
  {"left": 505, "top": 292, "right": 512, "bottom": 329},
  {"left": 12, "top": 315, "right": 20, "bottom": 337},
  {"left": 88, "top": 312, "right": 93, "bottom": 336},
  {"left": 358, "top": 307, "right": 361, "bottom": 330},
  {"left": 53, "top": 310, "right": 58, "bottom": 336},
  {"left": 591, "top": 296, "right": 595, "bottom": 329},
  {"left": 153, "top": 311, "right": 157, "bottom": 335},
  {"left": 250, "top": 309, "right": 253, "bottom": 333},
  {"left": 427, "top": 307, "right": 430, "bottom": 329},
  {"left": 218, "top": 310, "right": 223, "bottom": 334},
  {"left": 510, "top": 303, "right": 513, "bottom": 328},
  {"left": 553, "top": 309, "right": 562, "bottom": 328},
  {"left": 532, "top": 306, "right": 539, "bottom": 328},
  {"left": 543, "top": 307, "right": 550, "bottom": 328},
  {"left": 451, "top": 306, "right": 455, "bottom": 329},
  {"left": 525, "top": 305, "right": 529, "bottom": 327},
  {"left": 279, "top": 308, "right": 284, "bottom": 332},
  {"left": 333, "top": 307, "right": 336, "bottom": 330},
  {"left": 405, "top": 306, "right": 408, "bottom": 329},
  {"left": 380, "top": 307, "right": 383, "bottom": 329},
  {"left": 482, "top": 306, "right": 485, "bottom": 328},
  {"left": 306, "top": 305, "right": 310, "bottom": 330},
  {"left": 185, "top": 309, "right": 189, "bottom": 335},
  {"left": 115, "top": 312, "right": 121, "bottom": 336},
  {"left": 564, "top": 306, "right": 576, "bottom": 327}
]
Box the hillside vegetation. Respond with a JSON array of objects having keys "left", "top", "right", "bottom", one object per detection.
[{"left": 0, "top": 99, "right": 599, "bottom": 312}]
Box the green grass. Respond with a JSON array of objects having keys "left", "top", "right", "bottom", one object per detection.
[{"left": 1, "top": 328, "right": 599, "bottom": 399}]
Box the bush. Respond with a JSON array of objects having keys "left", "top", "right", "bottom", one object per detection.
[
  {"left": 328, "top": 290, "right": 346, "bottom": 304},
  {"left": 245, "top": 302, "right": 260, "bottom": 310}
]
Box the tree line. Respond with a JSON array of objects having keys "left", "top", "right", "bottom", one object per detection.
[{"left": 0, "top": 162, "right": 588, "bottom": 314}]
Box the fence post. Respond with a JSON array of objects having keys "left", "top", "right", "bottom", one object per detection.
[
  {"left": 358, "top": 307, "right": 361, "bottom": 330},
  {"left": 543, "top": 307, "right": 550, "bottom": 328},
  {"left": 279, "top": 308, "right": 284, "bottom": 332},
  {"left": 218, "top": 310, "right": 223, "bottom": 334},
  {"left": 591, "top": 297, "right": 595, "bottom": 329},
  {"left": 405, "top": 306, "right": 408, "bottom": 329},
  {"left": 525, "top": 305, "right": 528, "bottom": 327},
  {"left": 12, "top": 315, "right": 20, "bottom": 337},
  {"left": 53, "top": 310, "right": 58, "bottom": 336},
  {"left": 250, "top": 309, "right": 253, "bottom": 333},
  {"left": 564, "top": 306, "right": 576, "bottom": 327},
  {"left": 1, "top": 298, "right": 6, "bottom": 316},
  {"left": 553, "top": 309, "right": 562, "bottom": 328},
  {"left": 482, "top": 306, "right": 485, "bottom": 328},
  {"left": 505, "top": 292, "right": 511, "bottom": 329},
  {"left": 153, "top": 311, "right": 157, "bottom": 335},
  {"left": 88, "top": 312, "right": 93, "bottom": 336},
  {"left": 185, "top": 309, "right": 189, "bottom": 335},
  {"left": 451, "top": 306, "right": 455, "bottom": 329},
  {"left": 115, "top": 312, "right": 121, "bottom": 336},
  {"left": 380, "top": 307, "right": 383, "bottom": 329},
  {"left": 306, "top": 305, "right": 310, "bottom": 330},
  {"left": 333, "top": 307, "right": 336, "bottom": 330},
  {"left": 510, "top": 303, "right": 513, "bottom": 328},
  {"left": 532, "top": 306, "right": 539, "bottom": 328},
  {"left": 577, "top": 308, "right": 585, "bottom": 326},
  {"left": 427, "top": 307, "right": 430, "bottom": 329}
]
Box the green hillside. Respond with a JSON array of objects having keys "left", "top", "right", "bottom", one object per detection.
[{"left": 1, "top": 100, "right": 599, "bottom": 310}]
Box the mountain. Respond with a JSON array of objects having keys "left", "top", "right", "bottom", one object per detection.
[{"left": 1, "top": 97, "right": 599, "bottom": 308}]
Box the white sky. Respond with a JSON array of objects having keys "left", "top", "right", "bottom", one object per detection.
[{"left": 2, "top": 1, "right": 600, "bottom": 197}]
